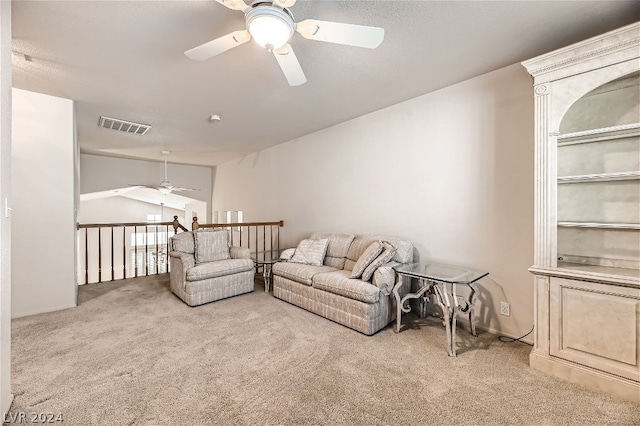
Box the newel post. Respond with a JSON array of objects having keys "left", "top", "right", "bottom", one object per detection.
[{"left": 172, "top": 216, "right": 180, "bottom": 235}]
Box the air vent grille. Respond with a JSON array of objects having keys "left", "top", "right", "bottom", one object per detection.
[{"left": 98, "top": 116, "right": 151, "bottom": 136}]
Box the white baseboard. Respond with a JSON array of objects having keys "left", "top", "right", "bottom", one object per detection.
[
  {"left": 2, "top": 393, "right": 14, "bottom": 421},
  {"left": 11, "top": 302, "right": 77, "bottom": 319}
]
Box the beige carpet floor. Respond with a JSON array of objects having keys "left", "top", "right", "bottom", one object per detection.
[{"left": 6, "top": 274, "right": 639, "bottom": 425}]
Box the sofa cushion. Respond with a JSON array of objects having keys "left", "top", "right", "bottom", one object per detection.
[
  {"left": 309, "top": 232, "right": 355, "bottom": 269},
  {"left": 273, "top": 262, "right": 337, "bottom": 286},
  {"left": 186, "top": 258, "right": 253, "bottom": 281},
  {"left": 194, "top": 229, "right": 230, "bottom": 264},
  {"left": 290, "top": 238, "right": 329, "bottom": 266},
  {"left": 313, "top": 270, "right": 380, "bottom": 304},
  {"left": 361, "top": 241, "right": 397, "bottom": 282},
  {"left": 170, "top": 232, "right": 195, "bottom": 254},
  {"left": 350, "top": 241, "right": 384, "bottom": 279}
]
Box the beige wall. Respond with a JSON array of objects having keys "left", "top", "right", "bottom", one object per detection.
[
  {"left": 12, "top": 88, "right": 76, "bottom": 318},
  {"left": 213, "top": 63, "right": 535, "bottom": 340},
  {"left": 0, "top": 0, "right": 12, "bottom": 417}
]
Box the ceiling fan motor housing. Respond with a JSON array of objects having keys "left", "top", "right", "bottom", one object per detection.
[{"left": 245, "top": 5, "right": 295, "bottom": 51}]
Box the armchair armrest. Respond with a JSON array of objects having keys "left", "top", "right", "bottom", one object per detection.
[
  {"left": 169, "top": 251, "right": 195, "bottom": 290},
  {"left": 230, "top": 246, "right": 251, "bottom": 259},
  {"left": 169, "top": 251, "right": 195, "bottom": 269}
]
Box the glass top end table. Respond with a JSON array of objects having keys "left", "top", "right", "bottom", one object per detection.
[
  {"left": 251, "top": 251, "right": 283, "bottom": 292},
  {"left": 393, "top": 261, "right": 489, "bottom": 357}
]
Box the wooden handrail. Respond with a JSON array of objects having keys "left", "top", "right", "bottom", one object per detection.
[
  {"left": 78, "top": 215, "right": 188, "bottom": 234},
  {"left": 191, "top": 217, "right": 283, "bottom": 231},
  {"left": 79, "top": 222, "right": 176, "bottom": 228}
]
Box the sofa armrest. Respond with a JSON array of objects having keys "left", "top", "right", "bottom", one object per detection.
[
  {"left": 230, "top": 246, "right": 251, "bottom": 259},
  {"left": 372, "top": 261, "right": 401, "bottom": 296},
  {"left": 279, "top": 248, "right": 295, "bottom": 261},
  {"left": 169, "top": 251, "right": 195, "bottom": 290}
]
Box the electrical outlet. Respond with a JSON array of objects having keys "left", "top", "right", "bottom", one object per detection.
[{"left": 500, "top": 302, "right": 510, "bottom": 316}]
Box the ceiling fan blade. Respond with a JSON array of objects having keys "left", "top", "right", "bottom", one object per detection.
[
  {"left": 273, "top": 44, "right": 307, "bottom": 86},
  {"left": 214, "top": 0, "right": 250, "bottom": 12},
  {"left": 272, "top": 0, "right": 297, "bottom": 8},
  {"left": 172, "top": 187, "right": 201, "bottom": 192},
  {"left": 185, "top": 30, "right": 251, "bottom": 61},
  {"left": 296, "top": 19, "right": 384, "bottom": 49},
  {"left": 128, "top": 184, "right": 158, "bottom": 190}
]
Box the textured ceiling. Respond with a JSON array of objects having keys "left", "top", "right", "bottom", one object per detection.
[{"left": 11, "top": 1, "right": 640, "bottom": 167}]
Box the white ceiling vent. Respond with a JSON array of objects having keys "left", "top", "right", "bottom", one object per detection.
[{"left": 98, "top": 116, "right": 151, "bottom": 136}]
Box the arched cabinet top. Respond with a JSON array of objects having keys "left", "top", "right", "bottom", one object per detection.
[
  {"left": 559, "top": 71, "right": 639, "bottom": 134},
  {"left": 523, "top": 22, "right": 640, "bottom": 133}
]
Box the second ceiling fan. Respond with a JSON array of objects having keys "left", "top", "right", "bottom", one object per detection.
[
  {"left": 185, "top": 0, "right": 385, "bottom": 86},
  {"left": 130, "top": 151, "right": 200, "bottom": 195}
]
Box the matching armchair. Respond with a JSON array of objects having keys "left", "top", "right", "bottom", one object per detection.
[{"left": 168, "top": 230, "right": 255, "bottom": 306}]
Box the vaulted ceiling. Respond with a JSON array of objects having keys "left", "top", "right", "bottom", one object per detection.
[{"left": 11, "top": 0, "right": 639, "bottom": 167}]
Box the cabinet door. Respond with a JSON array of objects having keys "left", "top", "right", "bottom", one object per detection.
[{"left": 549, "top": 277, "right": 640, "bottom": 382}]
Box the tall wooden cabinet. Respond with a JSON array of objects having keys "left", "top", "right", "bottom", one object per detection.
[{"left": 522, "top": 22, "right": 640, "bottom": 403}]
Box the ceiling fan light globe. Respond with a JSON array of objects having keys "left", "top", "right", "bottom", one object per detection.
[
  {"left": 246, "top": 7, "right": 294, "bottom": 50},
  {"left": 159, "top": 187, "right": 172, "bottom": 195}
]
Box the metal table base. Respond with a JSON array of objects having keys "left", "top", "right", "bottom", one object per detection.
[{"left": 392, "top": 262, "right": 487, "bottom": 357}]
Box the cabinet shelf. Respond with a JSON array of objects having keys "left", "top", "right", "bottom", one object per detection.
[
  {"left": 557, "top": 171, "right": 640, "bottom": 183},
  {"left": 557, "top": 122, "right": 640, "bottom": 146},
  {"left": 557, "top": 222, "right": 640, "bottom": 230}
]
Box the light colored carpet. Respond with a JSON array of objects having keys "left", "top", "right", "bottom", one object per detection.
[{"left": 7, "top": 274, "right": 639, "bottom": 425}]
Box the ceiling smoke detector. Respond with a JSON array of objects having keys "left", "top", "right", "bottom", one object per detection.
[{"left": 98, "top": 116, "right": 151, "bottom": 136}]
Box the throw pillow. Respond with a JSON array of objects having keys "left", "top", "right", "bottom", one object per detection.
[
  {"left": 290, "top": 239, "right": 329, "bottom": 266},
  {"left": 194, "top": 229, "right": 230, "bottom": 264},
  {"left": 349, "top": 241, "right": 384, "bottom": 279},
  {"left": 361, "top": 241, "right": 397, "bottom": 282}
]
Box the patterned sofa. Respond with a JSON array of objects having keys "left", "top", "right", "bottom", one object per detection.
[
  {"left": 168, "top": 230, "right": 254, "bottom": 306},
  {"left": 273, "top": 232, "right": 414, "bottom": 335}
]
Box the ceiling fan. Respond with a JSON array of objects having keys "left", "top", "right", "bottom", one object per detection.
[
  {"left": 185, "top": 0, "right": 385, "bottom": 86},
  {"left": 130, "top": 151, "right": 200, "bottom": 195}
]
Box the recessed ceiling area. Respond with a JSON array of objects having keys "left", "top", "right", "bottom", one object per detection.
[{"left": 11, "top": 0, "right": 640, "bottom": 167}]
